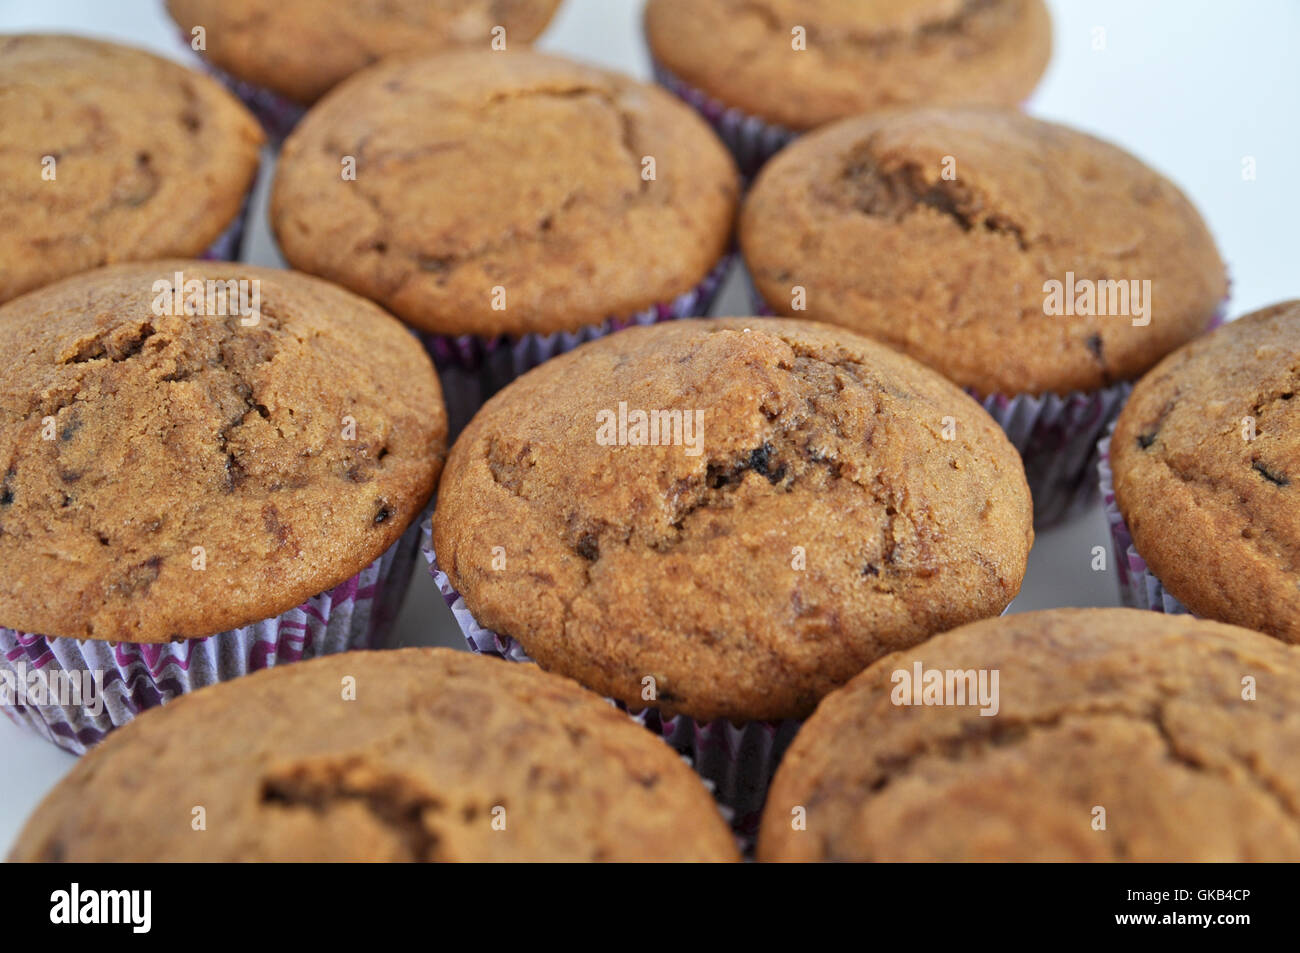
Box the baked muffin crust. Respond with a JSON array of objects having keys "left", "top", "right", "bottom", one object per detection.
[
  {"left": 433, "top": 318, "right": 1032, "bottom": 722},
  {"left": 646, "top": 0, "right": 1052, "bottom": 131},
  {"left": 166, "top": 0, "right": 564, "bottom": 104},
  {"left": 742, "top": 108, "right": 1227, "bottom": 395},
  {"left": 272, "top": 51, "right": 738, "bottom": 337},
  {"left": 0, "top": 262, "right": 446, "bottom": 642},
  {"left": 1112, "top": 302, "right": 1300, "bottom": 642},
  {"left": 9, "top": 648, "right": 739, "bottom": 862},
  {"left": 760, "top": 609, "right": 1300, "bottom": 861},
  {"left": 0, "top": 34, "right": 263, "bottom": 304}
]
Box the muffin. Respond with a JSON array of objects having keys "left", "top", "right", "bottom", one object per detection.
[
  {"left": 1103, "top": 301, "right": 1299, "bottom": 641},
  {"left": 645, "top": 0, "right": 1052, "bottom": 176},
  {"left": 0, "top": 34, "right": 263, "bottom": 305},
  {"left": 741, "top": 107, "right": 1228, "bottom": 525},
  {"left": 0, "top": 262, "right": 447, "bottom": 752},
  {"left": 759, "top": 608, "right": 1300, "bottom": 861},
  {"left": 9, "top": 648, "right": 739, "bottom": 861},
  {"left": 430, "top": 317, "right": 1033, "bottom": 832},
  {"left": 272, "top": 50, "right": 738, "bottom": 428},
  {"left": 167, "top": 0, "right": 565, "bottom": 141}
]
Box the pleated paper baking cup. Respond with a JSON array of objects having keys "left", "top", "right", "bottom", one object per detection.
[
  {"left": 991, "top": 302, "right": 1228, "bottom": 526},
  {"left": 652, "top": 60, "right": 1041, "bottom": 184},
  {"left": 423, "top": 528, "right": 797, "bottom": 838},
  {"left": 1097, "top": 431, "right": 1190, "bottom": 615},
  {"left": 650, "top": 60, "right": 795, "bottom": 181},
  {"left": 977, "top": 382, "right": 1132, "bottom": 527},
  {"left": 638, "top": 709, "right": 800, "bottom": 842},
  {"left": 423, "top": 254, "right": 732, "bottom": 436},
  {"left": 0, "top": 514, "right": 424, "bottom": 755}
]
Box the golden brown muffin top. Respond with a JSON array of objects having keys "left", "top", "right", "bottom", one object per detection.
[
  {"left": 0, "top": 262, "right": 446, "bottom": 643},
  {"left": 645, "top": 0, "right": 1052, "bottom": 131},
  {"left": 760, "top": 609, "right": 1300, "bottom": 861},
  {"left": 742, "top": 108, "right": 1227, "bottom": 395},
  {"left": 433, "top": 318, "right": 1033, "bottom": 722},
  {"left": 166, "top": 0, "right": 564, "bottom": 104},
  {"left": 1113, "top": 302, "right": 1300, "bottom": 643},
  {"left": 0, "top": 34, "right": 263, "bottom": 305},
  {"left": 9, "top": 648, "right": 740, "bottom": 862},
  {"left": 272, "top": 50, "right": 738, "bottom": 337}
]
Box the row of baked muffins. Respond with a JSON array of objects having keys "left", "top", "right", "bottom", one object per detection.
[
  {"left": 3, "top": 286, "right": 1298, "bottom": 858},
  {"left": 162, "top": 0, "right": 1055, "bottom": 164},
  {"left": 4, "top": 27, "right": 1226, "bottom": 521},
  {"left": 2, "top": 3, "right": 1296, "bottom": 860},
  {"left": 243, "top": 8, "right": 1216, "bottom": 532},
  {"left": 13, "top": 606, "right": 1300, "bottom": 862},
  {"left": 431, "top": 306, "right": 1299, "bottom": 843}
]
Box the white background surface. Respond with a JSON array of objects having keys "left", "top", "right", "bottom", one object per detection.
[{"left": 1, "top": 0, "right": 1297, "bottom": 856}]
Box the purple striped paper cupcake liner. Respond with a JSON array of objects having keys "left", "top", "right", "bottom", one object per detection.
[
  {"left": 0, "top": 511, "right": 426, "bottom": 755},
  {"left": 421, "top": 523, "right": 797, "bottom": 841},
  {"left": 1097, "top": 429, "right": 1190, "bottom": 615},
  {"left": 975, "top": 381, "right": 1132, "bottom": 528},
  {"left": 652, "top": 57, "right": 1045, "bottom": 184},
  {"left": 977, "top": 301, "right": 1228, "bottom": 526},
  {"left": 1097, "top": 302, "right": 1233, "bottom": 612},
  {"left": 424, "top": 254, "right": 732, "bottom": 437},
  {"left": 650, "top": 60, "right": 796, "bottom": 181}
]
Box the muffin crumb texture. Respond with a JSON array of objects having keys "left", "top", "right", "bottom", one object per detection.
[
  {"left": 272, "top": 51, "right": 738, "bottom": 337},
  {"left": 1113, "top": 301, "right": 1300, "bottom": 642},
  {"left": 0, "top": 262, "right": 446, "bottom": 642},
  {"left": 759, "top": 609, "right": 1300, "bottom": 861},
  {"left": 0, "top": 34, "right": 263, "bottom": 304},
  {"left": 434, "top": 318, "right": 1033, "bottom": 722},
  {"left": 8, "top": 649, "right": 739, "bottom": 862},
  {"left": 741, "top": 108, "right": 1226, "bottom": 395}
]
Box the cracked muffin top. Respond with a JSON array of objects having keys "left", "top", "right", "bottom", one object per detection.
[
  {"left": 166, "top": 0, "right": 564, "bottom": 106},
  {"left": 759, "top": 609, "right": 1300, "bottom": 861},
  {"left": 645, "top": 0, "right": 1051, "bottom": 132},
  {"left": 759, "top": 608, "right": 1300, "bottom": 863},
  {"left": 1112, "top": 302, "right": 1300, "bottom": 643},
  {"left": 9, "top": 648, "right": 739, "bottom": 862},
  {"left": 432, "top": 318, "right": 1033, "bottom": 722},
  {"left": 0, "top": 262, "right": 446, "bottom": 643},
  {"left": 741, "top": 108, "right": 1227, "bottom": 396},
  {"left": 0, "top": 34, "right": 263, "bottom": 306},
  {"left": 271, "top": 50, "right": 739, "bottom": 338}
]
